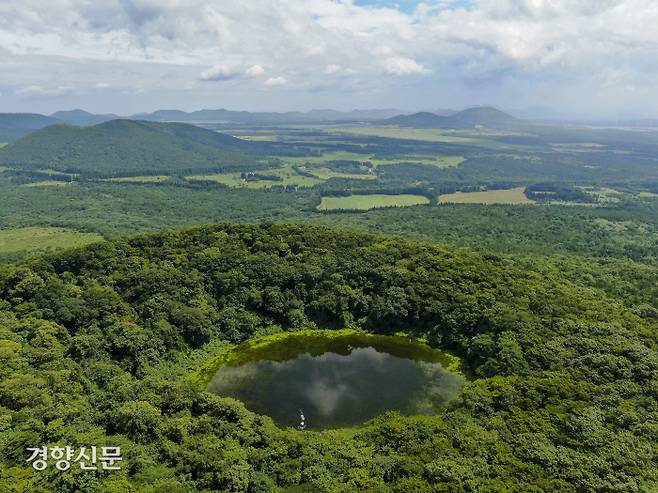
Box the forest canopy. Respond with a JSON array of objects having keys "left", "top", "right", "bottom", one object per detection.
[{"left": 0, "top": 223, "right": 656, "bottom": 492}]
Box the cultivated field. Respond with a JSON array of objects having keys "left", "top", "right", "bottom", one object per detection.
[
  {"left": 107, "top": 175, "right": 171, "bottom": 183},
  {"left": 187, "top": 164, "right": 323, "bottom": 188},
  {"left": 285, "top": 150, "right": 369, "bottom": 166},
  {"left": 0, "top": 227, "right": 103, "bottom": 260},
  {"left": 321, "top": 125, "right": 481, "bottom": 143},
  {"left": 438, "top": 187, "right": 535, "bottom": 204},
  {"left": 287, "top": 149, "right": 464, "bottom": 170},
  {"left": 24, "top": 180, "right": 74, "bottom": 187},
  {"left": 318, "top": 194, "right": 430, "bottom": 211},
  {"left": 301, "top": 167, "right": 376, "bottom": 180}
]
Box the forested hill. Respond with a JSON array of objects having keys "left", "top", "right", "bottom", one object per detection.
[
  {"left": 0, "top": 223, "right": 656, "bottom": 491},
  {"left": 379, "top": 106, "right": 524, "bottom": 130},
  {"left": 0, "top": 120, "right": 275, "bottom": 177}
]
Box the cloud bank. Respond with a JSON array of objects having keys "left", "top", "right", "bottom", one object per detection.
[{"left": 0, "top": 0, "right": 657, "bottom": 117}]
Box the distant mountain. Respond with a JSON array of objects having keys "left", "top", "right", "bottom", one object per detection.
[
  {"left": 51, "top": 109, "right": 119, "bottom": 126},
  {"left": 0, "top": 108, "right": 406, "bottom": 140},
  {"left": 378, "top": 107, "right": 524, "bottom": 130},
  {"left": 0, "top": 120, "right": 270, "bottom": 177},
  {"left": 448, "top": 107, "right": 521, "bottom": 129},
  {"left": 133, "top": 108, "right": 403, "bottom": 124},
  {"left": 378, "top": 111, "right": 448, "bottom": 128},
  {"left": 0, "top": 113, "right": 60, "bottom": 141}
]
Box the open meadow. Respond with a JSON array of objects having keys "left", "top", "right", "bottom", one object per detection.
[
  {"left": 0, "top": 226, "right": 103, "bottom": 261},
  {"left": 438, "top": 187, "right": 535, "bottom": 204},
  {"left": 318, "top": 193, "right": 430, "bottom": 211}
]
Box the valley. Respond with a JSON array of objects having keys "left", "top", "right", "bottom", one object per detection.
[{"left": 1, "top": 107, "right": 657, "bottom": 264}]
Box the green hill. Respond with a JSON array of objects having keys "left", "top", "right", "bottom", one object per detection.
[
  {"left": 50, "top": 109, "right": 118, "bottom": 126},
  {"left": 448, "top": 106, "right": 521, "bottom": 129},
  {"left": 0, "top": 119, "right": 271, "bottom": 177},
  {"left": 379, "top": 106, "right": 524, "bottom": 130},
  {"left": 0, "top": 223, "right": 655, "bottom": 491},
  {"left": 0, "top": 113, "right": 60, "bottom": 141},
  {"left": 377, "top": 111, "right": 448, "bottom": 128}
]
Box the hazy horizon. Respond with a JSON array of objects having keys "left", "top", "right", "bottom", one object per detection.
[{"left": 2, "top": 1, "right": 658, "bottom": 119}]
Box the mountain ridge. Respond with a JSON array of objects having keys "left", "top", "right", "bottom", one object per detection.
[
  {"left": 377, "top": 106, "right": 524, "bottom": 130},
  {"left": 50, "top": 109, "right": 119, "bottom": 126}
]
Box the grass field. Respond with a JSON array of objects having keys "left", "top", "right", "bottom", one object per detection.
[
  {"left": 106, "top": 175, "right": 171, "bottom": 183},
  {"left": 318, "top": 194, "right": 430, "bottom": 211},
  {"left": 24, "top": 180, "right": 75, "bottom": 187},
  {"left": 301, "top": 167, "right": 376, "bottom": 180},
  {"left": 324, "top": 125, "right": 480, "bottom": 143},
  {"left": 438, "top": 187, "right": 535, "bottom": 204},
  {"left": 0, "top": 227, "right": 104, "bottom": 259},
  {"left": 369, "top": 155, "right": 465, "bottom": 168},
  {"left": 35, "top": 168, "right": 78, "bottom": 177},
  {"left": 188, "top": 164, "right": 323, "bottom": 188},
  {"left": 287, "top": 149, "right": 464, "bottom": 170},
  {"left": 237, "top": 134, "right": 279, "bottom": 141},
  {"left": 285, "top": 151, "right": 369, "bottom": 166}
]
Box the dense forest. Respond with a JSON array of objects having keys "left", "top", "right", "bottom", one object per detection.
[{"left": 0, "top": 223, "right": 656, "bottom": 492}]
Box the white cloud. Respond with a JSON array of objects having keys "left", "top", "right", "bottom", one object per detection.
[
  {"left": 382, "top": 56, "right": 430, "bottom": 76},
  {"left": 244, "top": 64, "right": 265, "bottom": 77},
  {"left": 15, "top": 85, "right": 73, "bottom": 99},
  {"left": 200, "top": 63, "right": 265, "bottom": 81},
  {"left": 264, "top": 76, "right": 287, "bottom": 87},
  {"left": 1, "top": 0, "right": 658, "bottom": 115},
  {"left": 199, "top": 63, "right": 243, "bottom": 81},
  {"left": 95, "top": 82, "right": 110, "bottom": 89}
]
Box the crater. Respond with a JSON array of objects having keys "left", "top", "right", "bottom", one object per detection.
[{"left": 201, "top": 330, "right": 464, "bottom": 430}]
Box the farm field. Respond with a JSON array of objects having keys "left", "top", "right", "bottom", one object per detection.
[
  {"left": 438, "top": 187, "right": 534, "bottom": 204},
  {"left": 106, "top": 175, "right": 171, "bottom": 183},
  {"left": 187, "top": 164, "right": 323, "bottom": 188},
  {"left": 286, "top": 149, "right": 464, "bottom": 169},
  {"left": 313, "top": 124, "right": 481, "bottom": 143},
  {"left": 323, "top": 124, "right": 496, "bottom": 143},
  {"left": 318, "top": 193, "right": 430, "bottom": 211},
  {"left": 0, "top": 226, "right": 103, "bottom": 261},
  {"left": 24, "top": 180, "right": 74, "bottom": 187},
  {"left": 369, "top": 155, "right": 465, "bottom": 168},
  {"left": 300, "top": 167, "right": 376, "bottom": 180},
  {"left": 35, "top": 168, "right": 78, "bottom": 177},
  {"left": 285, "top": 150, "right": 370, "bottom": 166}
]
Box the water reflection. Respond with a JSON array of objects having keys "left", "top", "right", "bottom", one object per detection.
[{"left": 208, "top": 344, "right": 463, "bottom": 429}]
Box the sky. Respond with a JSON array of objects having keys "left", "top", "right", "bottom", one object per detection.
[{"left": 1, "top": 0, "right": 658, "bottom": 119}]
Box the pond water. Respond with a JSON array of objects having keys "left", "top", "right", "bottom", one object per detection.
[{"left": 205, "top": 331, "right": 464, "bottom": 430}]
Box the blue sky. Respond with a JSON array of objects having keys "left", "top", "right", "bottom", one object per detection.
[{"left": 354, "top": 0, "right": 472, "bottom": 13}]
